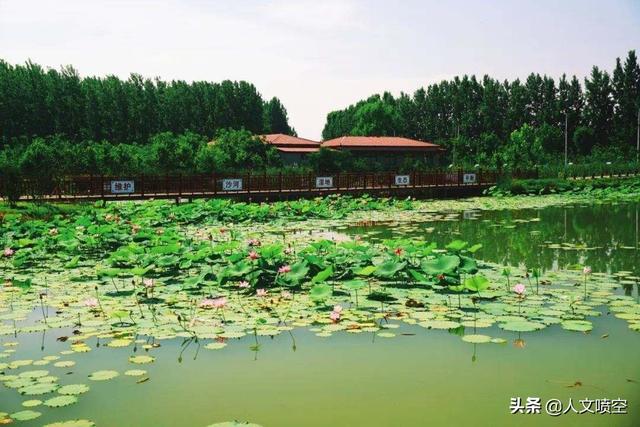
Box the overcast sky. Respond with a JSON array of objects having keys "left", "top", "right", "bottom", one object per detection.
[{"left": 1, "top": 0, "right": 639, "bottom": 140}]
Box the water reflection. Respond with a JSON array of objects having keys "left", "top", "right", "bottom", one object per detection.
[{"left": 345, "top": 202, "right": 640, "bottom": 276}]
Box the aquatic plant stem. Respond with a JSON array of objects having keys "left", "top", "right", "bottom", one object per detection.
[
  {"left": 94, "top": 286, "right": 106, "bottom": 318},
  {"left": 39, "top": 293, "right": 48, "bottom": 326}
]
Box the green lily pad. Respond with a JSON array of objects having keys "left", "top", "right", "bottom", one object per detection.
[
  {"left": 44, "top": 420, "right": 95, "bottom": 427},
  {"left": 206, "top": 422, "right": 263, "bottom": 427},
  {"left": 19, "top": 382, "right": 59, "bottom": 396},
  {"left": 88, "top": 370, "right": 119, "bottom": 381},
  {"left": 44, "top": 395, "right": 78, "bottom": 408},
  {"left": 19, "top": 370, "right": 50, "bottom": 379},
  {"left": 499, "top": 320, "right": 546, "bottom": 332},
  {"left": 377, "top": 332, "right": 395, "bottom": 338},
  {"left": 22, "top": 399, "right": 42, "bottom": 407},
  {"left": 58, "top": 384, "right": 90, "bottom": 395},
  {"left": 129, "top": 355, "right": 155, "bottom": 364},
  {"left": 53, "top": 361, "right": 76, "bottom": 368},
  {"left": 560, "top": 320, "right": 593, "bottom": 332},
  {"left": 418, "top": 320, "right": 461, "bottom": 329},
  {"left": 204, "top": 342, "right": 227, "bottom": 350},
  {"left": 461, "top": 334, "right": 492, "bottom": 344},
  {"left": 10, "top": 410, "right": 42, "bottom": 421},
  {"left": 124, "top": 369, "right": 147, "bottom": 376}
]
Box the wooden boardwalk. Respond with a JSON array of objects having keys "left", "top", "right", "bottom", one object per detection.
[
  {"left": 11, "top": 170, "right": 507, "bottom": 202},
  {"left": 7, "top": 169, "right": 637, "bottom": 202}
]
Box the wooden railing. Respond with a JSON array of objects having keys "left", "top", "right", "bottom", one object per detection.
[{"left": 7, "top": 169, "right": 516, "bottom": 201}]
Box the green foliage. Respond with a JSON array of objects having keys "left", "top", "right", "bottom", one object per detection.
[
  {"left": 487, "top": 175, "right": 640, "bottom": 197},
  {"left": 321, "top": 50, "right": 640, "bottom": 168},
  {"left": 306, "top": 147, "right": 353, "bottom": 173},
  {"left": 351, "top": 99, "right": 400, "bottom": 136},
  {"left": 19, "top": 138, "right": 59, "bottom": 197},
  {"left": 198, "top": 129, "right": 282, "bottom": 173},
  {"left": 263, "top": 97, "right": 295, "bottom": 135},
  {"left": 150, "top": 132, "right": 205, "bottom": 174},
  {"left": 0, "top": 59, "right": 292, "bottom": 142}
]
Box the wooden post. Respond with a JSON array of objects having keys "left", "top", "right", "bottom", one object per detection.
[
  {"left": 100, "top": 175, "right": 105, "bottom": 199},
  {"left": 140, "top": 174, "right": 144, "bottom": 197},
  {"left": 212, "top": 172, "right": 217, "bottom": 195},
  {"left": 336, "top": 172, "right": 340, "bottom": 191},
  {"left": 279, "top": 172, "right": 283, "bottom": 193},
  {"left": 412, "top": 171, "right": 416, "bottom": 188},
  {"left": 308, "top": 173, "right": 312, "bottom": 192},
  {"left": 247, "top": 173, "right": 251, "bottom": 195}
]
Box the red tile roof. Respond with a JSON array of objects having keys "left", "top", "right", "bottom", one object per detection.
[
  {"left": 262, "top": 134, "right": 320, "bottom": 147},
  {"left": 261, "top": 134, "right": 320, "bottom": 154},
  {"left": 322, "top": 136, "right": 442, "bottom": 152}
]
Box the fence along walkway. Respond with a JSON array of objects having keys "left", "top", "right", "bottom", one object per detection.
[{"left": 12, "top": 170, "right": 516, "bottom": 201}]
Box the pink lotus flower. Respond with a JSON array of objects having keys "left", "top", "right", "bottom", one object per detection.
[
  {"left": 199, "top": 298, "right": 216, "bottom": 309},
  {"left": 278, "top": 265, "right": 291, "bottom": 274},
  {"left": 247, "top": 239, "right": 261, "bottom": 247},
  {"left": 248, "top": 251, "right": 260, "bottom": 260},
  {"left": 333, "top": 305, "right": 343, "bottom": 313},
  {"left": 394, "top": 248, "right": 403, "bottom": 256},
  {"left": 281, "top": 291, "right": 292, "bottom": 299},
  {"left": 3, "top": 248, "right": 14, "bottom": 257},
  {"left": 330, "top": 311, "right": 341, "bottom": 322},
  {"left": 513, "top": 283, "right": 526, "bottom": 295},
  {"left": 219, "top": 227, "right": 227, "bottom": 234},
  {"left": 143, "top": 278, "right": 155, "bottom": 289},
  {"left": 49, "top": 228, "right": 58, "bottom": 236},
  {"left": 212, "top": 297, "right": 227, "bottom": 309},
  {"left": 238, "top": 281, "right": 250, "bottom": 288},
  {"left": 583, "top": 266, "right": 592, "bottom": 275},
  {"left": 83, "top": 298, "right": 98, "bottom": 308},
  {"left": 256, "top": 289, "right": 267, "bottom": 297}
]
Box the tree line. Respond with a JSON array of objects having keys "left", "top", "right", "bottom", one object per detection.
[
  {"left": 0, "top": 58, "right": 299, "bottom": 198},
  {"left": 0, "top": 59, "right": 294, "bottom": 143},
  {"left": 322, "top": 50, "right": 640, "bottom": 167}
]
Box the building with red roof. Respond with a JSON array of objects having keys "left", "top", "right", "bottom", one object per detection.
[
  {"left": 321, "top": 136, "right": 443, "bottom": 166},
  {"left": 261, "top": 133, "right": 321, "bottom": 164}
]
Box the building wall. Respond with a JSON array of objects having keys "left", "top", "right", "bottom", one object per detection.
[
  {"left": 347, "top": 150, "right": 441, "bottom": 168},
  {"left": 279, "top": 152, "right": 308, "bottom": 165}
]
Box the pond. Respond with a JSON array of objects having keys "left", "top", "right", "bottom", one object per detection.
[
  {"left": 345, "top": 201, "right": 640, "bottom": 280},
  {"left": 0, "top": 199, "right": 639, "bottom": 427}
]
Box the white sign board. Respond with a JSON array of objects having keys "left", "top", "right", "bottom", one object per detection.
[
  {"left": 222, "top": 179, "right": 243, "bottom": 191},
  {"left": 394, "top": 175, "right": 410, "bottom": 186},
  {"left": 463, "top": 173, "right": 477, "bottom": 184},
  {"left": 315, "top": 176, "right": 333, "bottom": 188},
  {"left": 110, "top": 180, "right": 134, "bottom": 194}
]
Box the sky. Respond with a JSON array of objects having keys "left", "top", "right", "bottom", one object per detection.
[{"left": 1, "top": 0, "right": 639, "bottom": 140}]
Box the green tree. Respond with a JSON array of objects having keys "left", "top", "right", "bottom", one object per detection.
[
  {"left": 204, "top": 128, "right": 281, "bottom": 172},
  {"left": 263, "top": 97, "right": 294, "bottom": 135},
  {"left": 611, "top": 51, "right": 640, "bottom": 150},
  {"left": 583, "top": 66, "right": 614, "bottom": 148},
  {"left": 351, "top": 99, "right": 399, "bottom": 136}
]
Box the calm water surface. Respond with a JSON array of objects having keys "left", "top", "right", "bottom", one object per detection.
[{"left": 1, "top": 201, "right": 639, "bottom": 427}]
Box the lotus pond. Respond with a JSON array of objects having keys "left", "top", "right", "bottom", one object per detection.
[{"left": 0, "top": 196, "right": 639, "bottom": 427}]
